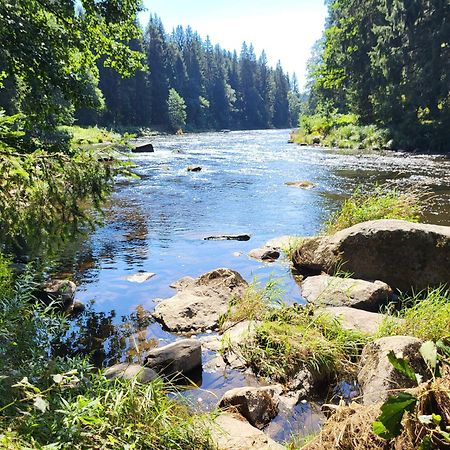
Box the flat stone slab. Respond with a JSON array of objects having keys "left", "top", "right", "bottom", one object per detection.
[
  {"left": 285, "top": 180, "right": 316, "bottom": 189},
  {"left": 133, "top": 143, "right": 154, "bottom": 153},
  {"left": 153, "top": 268, "right": 248, "bottom": 333},
  {"left": 301, "top": 274, "right": 393, "bottom": 311},
  {"left": 211, "top": 413, "right": 284, "bottom": 450}
]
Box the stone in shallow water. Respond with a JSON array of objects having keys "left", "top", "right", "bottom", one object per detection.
[
  {"left": 153, "top": 268, "right": 248, "bottom": 333},
  {"left": 145, "top": 339, "right": 202, "bottom": 376},
  {"left": 187, "top": 165, "right": 202, "bottom": 172},
  {"left": 126, "top": 272, "right": 156, "bottom": 283},
  {"left": 285, "top": 180, "right": 316, "bottom": 189},
  {"left": 204, "top": 234, "right": 251, "bottom": 241},
  {"left": 248, "top": 248, "right": 280, "bottom": 262},
  {"left": 104, "top": 363, "right": 158, "bottom": 384},
  {"left": 219, "top": 386, "right": 282, "bottom": 429}
]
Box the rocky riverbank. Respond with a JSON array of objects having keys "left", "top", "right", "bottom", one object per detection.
[{"left": 96, "top": 218, "right": 450, "bottom": 448}]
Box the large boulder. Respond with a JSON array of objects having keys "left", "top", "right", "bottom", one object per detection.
[
  {"left": 301, "top": 274, "right": 393, "bottom": 311},
  {"left": 358, "top": 336, "right": 429, "bottom": 404},
  {"left": 153, "top": 268, "right": 248, "bottom": 332},
  {"left": 145, "top": 339, "right": 201, "bottom": 376},
  {"left": 104, "top": 363, "right": 158, "bottom": 384},
  {"left": 211, "top": 413, "right": 284, "bottom": 450},
  {"left": 292, "top": 219, "right": 450, "bottom": 292},
  {"left": 219, "top": 386, "right": 281, "bottom": 429}
]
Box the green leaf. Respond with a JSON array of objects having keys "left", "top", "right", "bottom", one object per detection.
[
  {"left": 420, "top": 341, "right": 438, "bottom": 372},
  {"left": 373, "top": 392, "right": 417, "bottom": 439},
  {"left": 387, "top": 351, "right": 417, "bottom": 383}
]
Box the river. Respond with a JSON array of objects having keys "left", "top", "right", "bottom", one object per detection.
[{"left": 57, "top": 129, "right": 450, "bottom": 442}]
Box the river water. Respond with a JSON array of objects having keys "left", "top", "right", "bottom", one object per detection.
[{"left": 58, "top": 129, "right": 450, "bottom": 442}]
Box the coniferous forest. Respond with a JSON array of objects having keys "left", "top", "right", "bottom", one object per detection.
[
  {"left": 302, "top": 0, "right": 450, "bottom": 152},
  {"left": 77, "top": 15, "right": 300, "bottom": 131}
]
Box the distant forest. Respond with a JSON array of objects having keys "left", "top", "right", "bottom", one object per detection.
[{"left": 77, "top": 15, "right": 302, "bottom": 131}]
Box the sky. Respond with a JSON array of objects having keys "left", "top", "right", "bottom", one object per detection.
[{"left": 139, "top": 0, "right": 327, "bottom": 88}]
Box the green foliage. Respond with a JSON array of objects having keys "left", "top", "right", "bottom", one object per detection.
[
  {"left": 237, "top": 304, "right": 367, "bottom": 384},
  {"left": 306, "top": 0, "right": 450, "bottom": 152},
  {"left": 60, "top": 126, "right": 121, "bottom": 145},
  {"left": 323, "top": 185, "right": 425, "bottom": 234},
  {"left": 378, "top": 287, "right": 450, "bottom": 342},
  {"left": 167, "top": 88, "right": 187, "bottom": 132},
  {"left": 0, "top": 261, "right": 214, "bottom": 450},
  {"left": 373, "top": 392, "right": 417, "bottom": 439},
  {"left": 0, "top": 0, "right": 145, "bottom": 133}
]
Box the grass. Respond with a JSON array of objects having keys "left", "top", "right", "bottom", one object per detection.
[
  {"left": 281, "top": 237, "right": 305, "bottom": 261},
  {"left": 377, "top": 286, "right": 450, "bottom": 342},
  {"left": 323, "top": 185, "right": 426, "bottom": 234},
  {"left": 237, "top": 304, "right": 368, "bottom": 385},
  {"left": 219, "top": 278, "right": 284, "bottom": 328},
  {"left": 59, "top": 125, "right": 121, "bottom": 145}
]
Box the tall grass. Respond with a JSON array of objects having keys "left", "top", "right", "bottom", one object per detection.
[
  {"left": 378, "top": 286, "right": 450, "bottom": 342},
  {"left": 238, "top": 305, "right": 367, "bottom": 384},
  {"left": 323, "top": 185, "right": 426, "bottom": 234}
]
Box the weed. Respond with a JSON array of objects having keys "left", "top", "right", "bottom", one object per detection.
[
  {"left": 323, "top": 185, "right": 426, "bottom": 234},
  {"left": 378, "top": 286, "right": 450, "bottom": 342}
]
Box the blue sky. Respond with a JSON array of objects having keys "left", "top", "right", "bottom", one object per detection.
[{"left": 139, "top": 1, "right": 327, "bottom": 87}]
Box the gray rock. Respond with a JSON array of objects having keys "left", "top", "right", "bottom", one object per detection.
[
  {"left": 301, "top": 274, "right": 393, "bottom": 311},
  {"left": 358, "top": 336, "right": 429, "bottom": 404},
  {"left": 221, "top": 321, "right": 259, "bottom": 370},
  {"left": 66, "top": 300, "right": 85, "bottom": 316},
  {"left": 145, "top": 339, "right": 202, "bottom": 376},
  {"left": 40, "top": 279, "right": 77, "bottom": 305},
  {"left": 219, "top": 386, "right": 282, "bottom": 429},
  {"left": 264, "top": 236, "right": 295, "bottom": 251},
  {"left": 312, "top": 136, "right": 321, "bottom": 144},
  {"left": 204, "top": 234, "right": 251, "bottom": 241},
  {"left": 248, "top": 248, "right": 280, "bottom": 262},
  {"left": 292, "top": 219, "right": 450, "bottom": 292},
  {"left": 322, "top": 306, "right": 387, "bottom": 334},
  {"left": 104, "top": 363, "right": 158, "bottom": 384},
  {"left": 211, "top": 413, "right": 284, "bottom": 450},
  {"left": 133, "top": 143, "right": 154, "bottom": 153},
  {"left": 153, "top": 268, "right": 248, "bottom": 333}
]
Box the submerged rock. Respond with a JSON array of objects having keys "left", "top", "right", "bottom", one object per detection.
[
  {"left": 145, "top": 339, "right": 202, "bottom": 376},
  {"left": 204, "top": 234, "right": 251, "bottom": 241},
  {"left": 125, "top": 272, "right": 156, "bottom": 283},
  {"left": 219, "top": 386, "right": 282, "bottom": 429},
  {"left": 104, "top": 363, "right": 158, "bottom": 384},
  {"left": 358, "top": 336, "right": 429, "bottom": 404},
  {"left": 285, "top": 180, "right": 316, "bottom": 189},
  {"left": 292, "top": 219, "right": 450, "bottom": 292},
  {"left": 211, "top": 413, "right": 284, "bottom": 450},
  {"left": 301, "top": 274, "right": 393, "bottom": 311},
  {"left": 187, "top": 165, "right": 202, "bottom": 172},
  {"left": 153, "top": 268, "right": 248, "bottom": 333}
]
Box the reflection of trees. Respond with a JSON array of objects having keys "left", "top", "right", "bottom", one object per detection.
[{"left": 54, "top": 304, "right": 157, "bottom": 368}]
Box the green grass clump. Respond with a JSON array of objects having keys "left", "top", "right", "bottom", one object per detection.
[
  {"left": 220, "top": 278, "right": 284, "bottom": 328},
  {"left": 59, "top": 125, "right": 121, "bottom": 145},
  {"left": 378, "top": 286, "right": 450, "bottom": 342},
  {"left": 238, "top": 305, "right": 367, "bottom": 384},
  {"left": 324, "top": 185, "right": 425, "bottom": 234}
]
